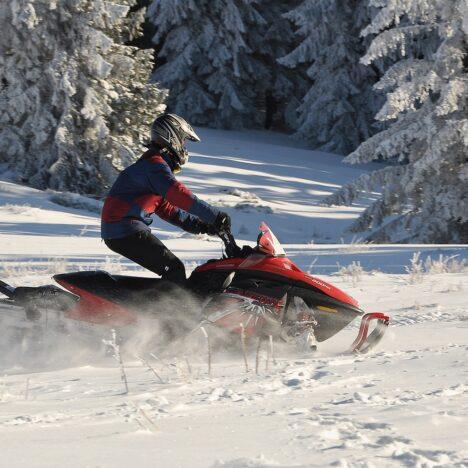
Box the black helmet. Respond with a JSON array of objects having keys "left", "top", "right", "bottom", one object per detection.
[{"left": 151, "top": 113, "right": 200, "bottom": 171}]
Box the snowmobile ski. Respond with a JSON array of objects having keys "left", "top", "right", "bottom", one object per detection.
[{"left": 350, "top": 312, "right": 390, "bottom": 354}]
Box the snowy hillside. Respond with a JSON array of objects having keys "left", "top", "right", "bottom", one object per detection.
[{"left": 0, "top": 130, "right": 467, "bottom": 467}]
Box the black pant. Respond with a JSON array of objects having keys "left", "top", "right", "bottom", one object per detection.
[{"left": 104, "top": 230, "right": 186, "bottom": 284}]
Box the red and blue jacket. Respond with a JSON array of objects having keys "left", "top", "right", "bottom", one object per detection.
[{"left": 101, "top": 149, "right": 219, "bottom": 239}]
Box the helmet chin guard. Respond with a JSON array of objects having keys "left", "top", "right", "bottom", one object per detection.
[{"left": 151, "top": 114, "right": 200, "bottom": 171}]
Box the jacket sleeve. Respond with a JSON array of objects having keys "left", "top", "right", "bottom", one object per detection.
[
  {"left": 155, "top": 200, "right": 205, "bottom": 234},
  {"left": 147, "top": 162, "right": 219, "bottom": 225}
]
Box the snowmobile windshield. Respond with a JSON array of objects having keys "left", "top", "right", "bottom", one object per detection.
[{"left": 257, "top": 222, "right": 285, "bottom": 256}]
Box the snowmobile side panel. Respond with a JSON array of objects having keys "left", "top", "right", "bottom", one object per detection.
[
  {"left": 56, "top": 279, "right": 137, "bottom": 327},
  {"left": 54, "top": 271, "right": 168, "bottom": 304},
  {"left": 54, "top": 271, "right": 120, "bottom": 301}
]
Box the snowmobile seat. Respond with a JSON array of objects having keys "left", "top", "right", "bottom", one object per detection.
[
  {"left": 54, "top": 270, "right": 162, "bottom": 297},
  {"left": 54, "top": 270, "right": 185, "bottom": 306},
  {"left": 54, "top": 270, "right": 163, "bottom": 291},
  {"left": 109, "top": 274, "right": 161, "bottom": 291}
]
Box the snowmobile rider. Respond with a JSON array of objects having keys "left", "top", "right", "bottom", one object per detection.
[{"left": 101, "top": 113, "right": 231, "bottom": 285}]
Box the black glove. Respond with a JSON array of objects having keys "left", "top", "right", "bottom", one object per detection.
[
  {"left": 180, "top": 217, "right": 213, "bottom": 235},
  {"left": 239, "top": 245, "right": 256, "bottom": 257},
  {"left": 197, "top": 221, "right": 218, "bottom": 236},
  {"left": 214, "top": 212, "right": 231, "bottom": 234},
  {"left": 196, "top": 215, "right": 229, "bottom": 236}
]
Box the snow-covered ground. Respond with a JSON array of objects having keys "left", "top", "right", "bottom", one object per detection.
[{"left": 0, "top": 129, "right": 467, "bottom": 467}]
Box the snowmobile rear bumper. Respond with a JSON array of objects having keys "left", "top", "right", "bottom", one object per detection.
[{"left": 0, "top": 279, "right": 79, "bottom": 320}]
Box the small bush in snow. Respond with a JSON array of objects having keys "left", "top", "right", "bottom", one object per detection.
[
  {"left": 102, "top": 256, "right": 124, "bottom": 275},
  {"left": 405, "top": 252, "right": 425, "bottom": 284},
  {"left": 424, "top": 255, "right": 467, "bottom": 274},
  {"left": 404, "top": 252, "right": 466, "bottom": 283},
  {"left": 0, "top": 257, "right": 69, "bottom": 279},
  {"left": 337, "top": 261, "right": 364, "bottom": 286},
  {"left": 0, "top": 256, "right": 144, "bottom": 280},
  {"left": 340, "top": 236, "right": 373, "bottom": 254}
]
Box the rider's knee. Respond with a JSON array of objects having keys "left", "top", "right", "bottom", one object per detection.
[{"left": 163, "top": 256, "right": 186, "bottom": 284}]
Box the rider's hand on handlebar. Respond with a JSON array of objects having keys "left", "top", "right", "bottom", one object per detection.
[
  {"left": 214, "top": 212, "right": 231, "bottom": 234},
  {"left": 239, "top": 245, "right": 256, "bottom": 256},
  {"left": 197, "top": 222, "right": 218, "bottom": 236},
  {"left": 198, "top": 212, "right": 231, "bottom": 236}
]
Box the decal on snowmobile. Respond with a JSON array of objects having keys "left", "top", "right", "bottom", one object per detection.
[
  {"left": 309, "top": 278, "right": 332, "bottom": 290},
  {"left": 317, "top": 305, "right": 337, "bottom": 313}
]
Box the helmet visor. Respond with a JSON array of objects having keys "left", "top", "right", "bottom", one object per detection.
[{"left": 181, "top": 122, "right": 200, "bottom": 142}]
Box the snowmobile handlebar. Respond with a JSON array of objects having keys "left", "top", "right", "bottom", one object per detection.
[{"left": 218, "top": 229, "right": 257, "bottom": 259}]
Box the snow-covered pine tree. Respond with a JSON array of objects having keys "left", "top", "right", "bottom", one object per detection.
[
  {"left": 0, "top": 0, "right": 166, "bottom": 195},
  {"left": 279, "top": 0, "right": 379, "bottom": 154},
  {"left": 326, "top": 0, "right": 468, "bottom": 243},
  {"left": 257, "top": 0, "right": 308, "bottom": 130},
  {"left": 147, "top": 0, "right": 269, "bottom": 129}
]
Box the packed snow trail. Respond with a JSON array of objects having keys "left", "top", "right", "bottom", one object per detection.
[{"left": 0, "top": 283, "right": 466, "bottom": 467}]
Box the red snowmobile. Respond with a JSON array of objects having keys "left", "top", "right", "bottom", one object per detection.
[{"left": 0, "top": 223, "right": 389, "bottom": 354}]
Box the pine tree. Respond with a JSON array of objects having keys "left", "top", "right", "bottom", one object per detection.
[
  {"left": 147, "top": 0, "right": 269, "bottom": 129},
  {"left": 327, "top": 0, "right": 468, "bottom": 243},
  {"left": 0, "top": 0, "right": 166, "bottom": 195},
  {"left": 258, "top": 0, "right": 308, "bottom": 130},
  {"left": 279, "top": 0, "right": 379, "bottom": 154}
]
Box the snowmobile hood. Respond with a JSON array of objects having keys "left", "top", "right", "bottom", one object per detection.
[{"left": 193, "top": 255, "right": 359, "bottom": 308}]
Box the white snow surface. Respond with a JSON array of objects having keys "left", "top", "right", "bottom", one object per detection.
[{"left": 0, "top": 129, "right": 467, "bottom": 467}]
